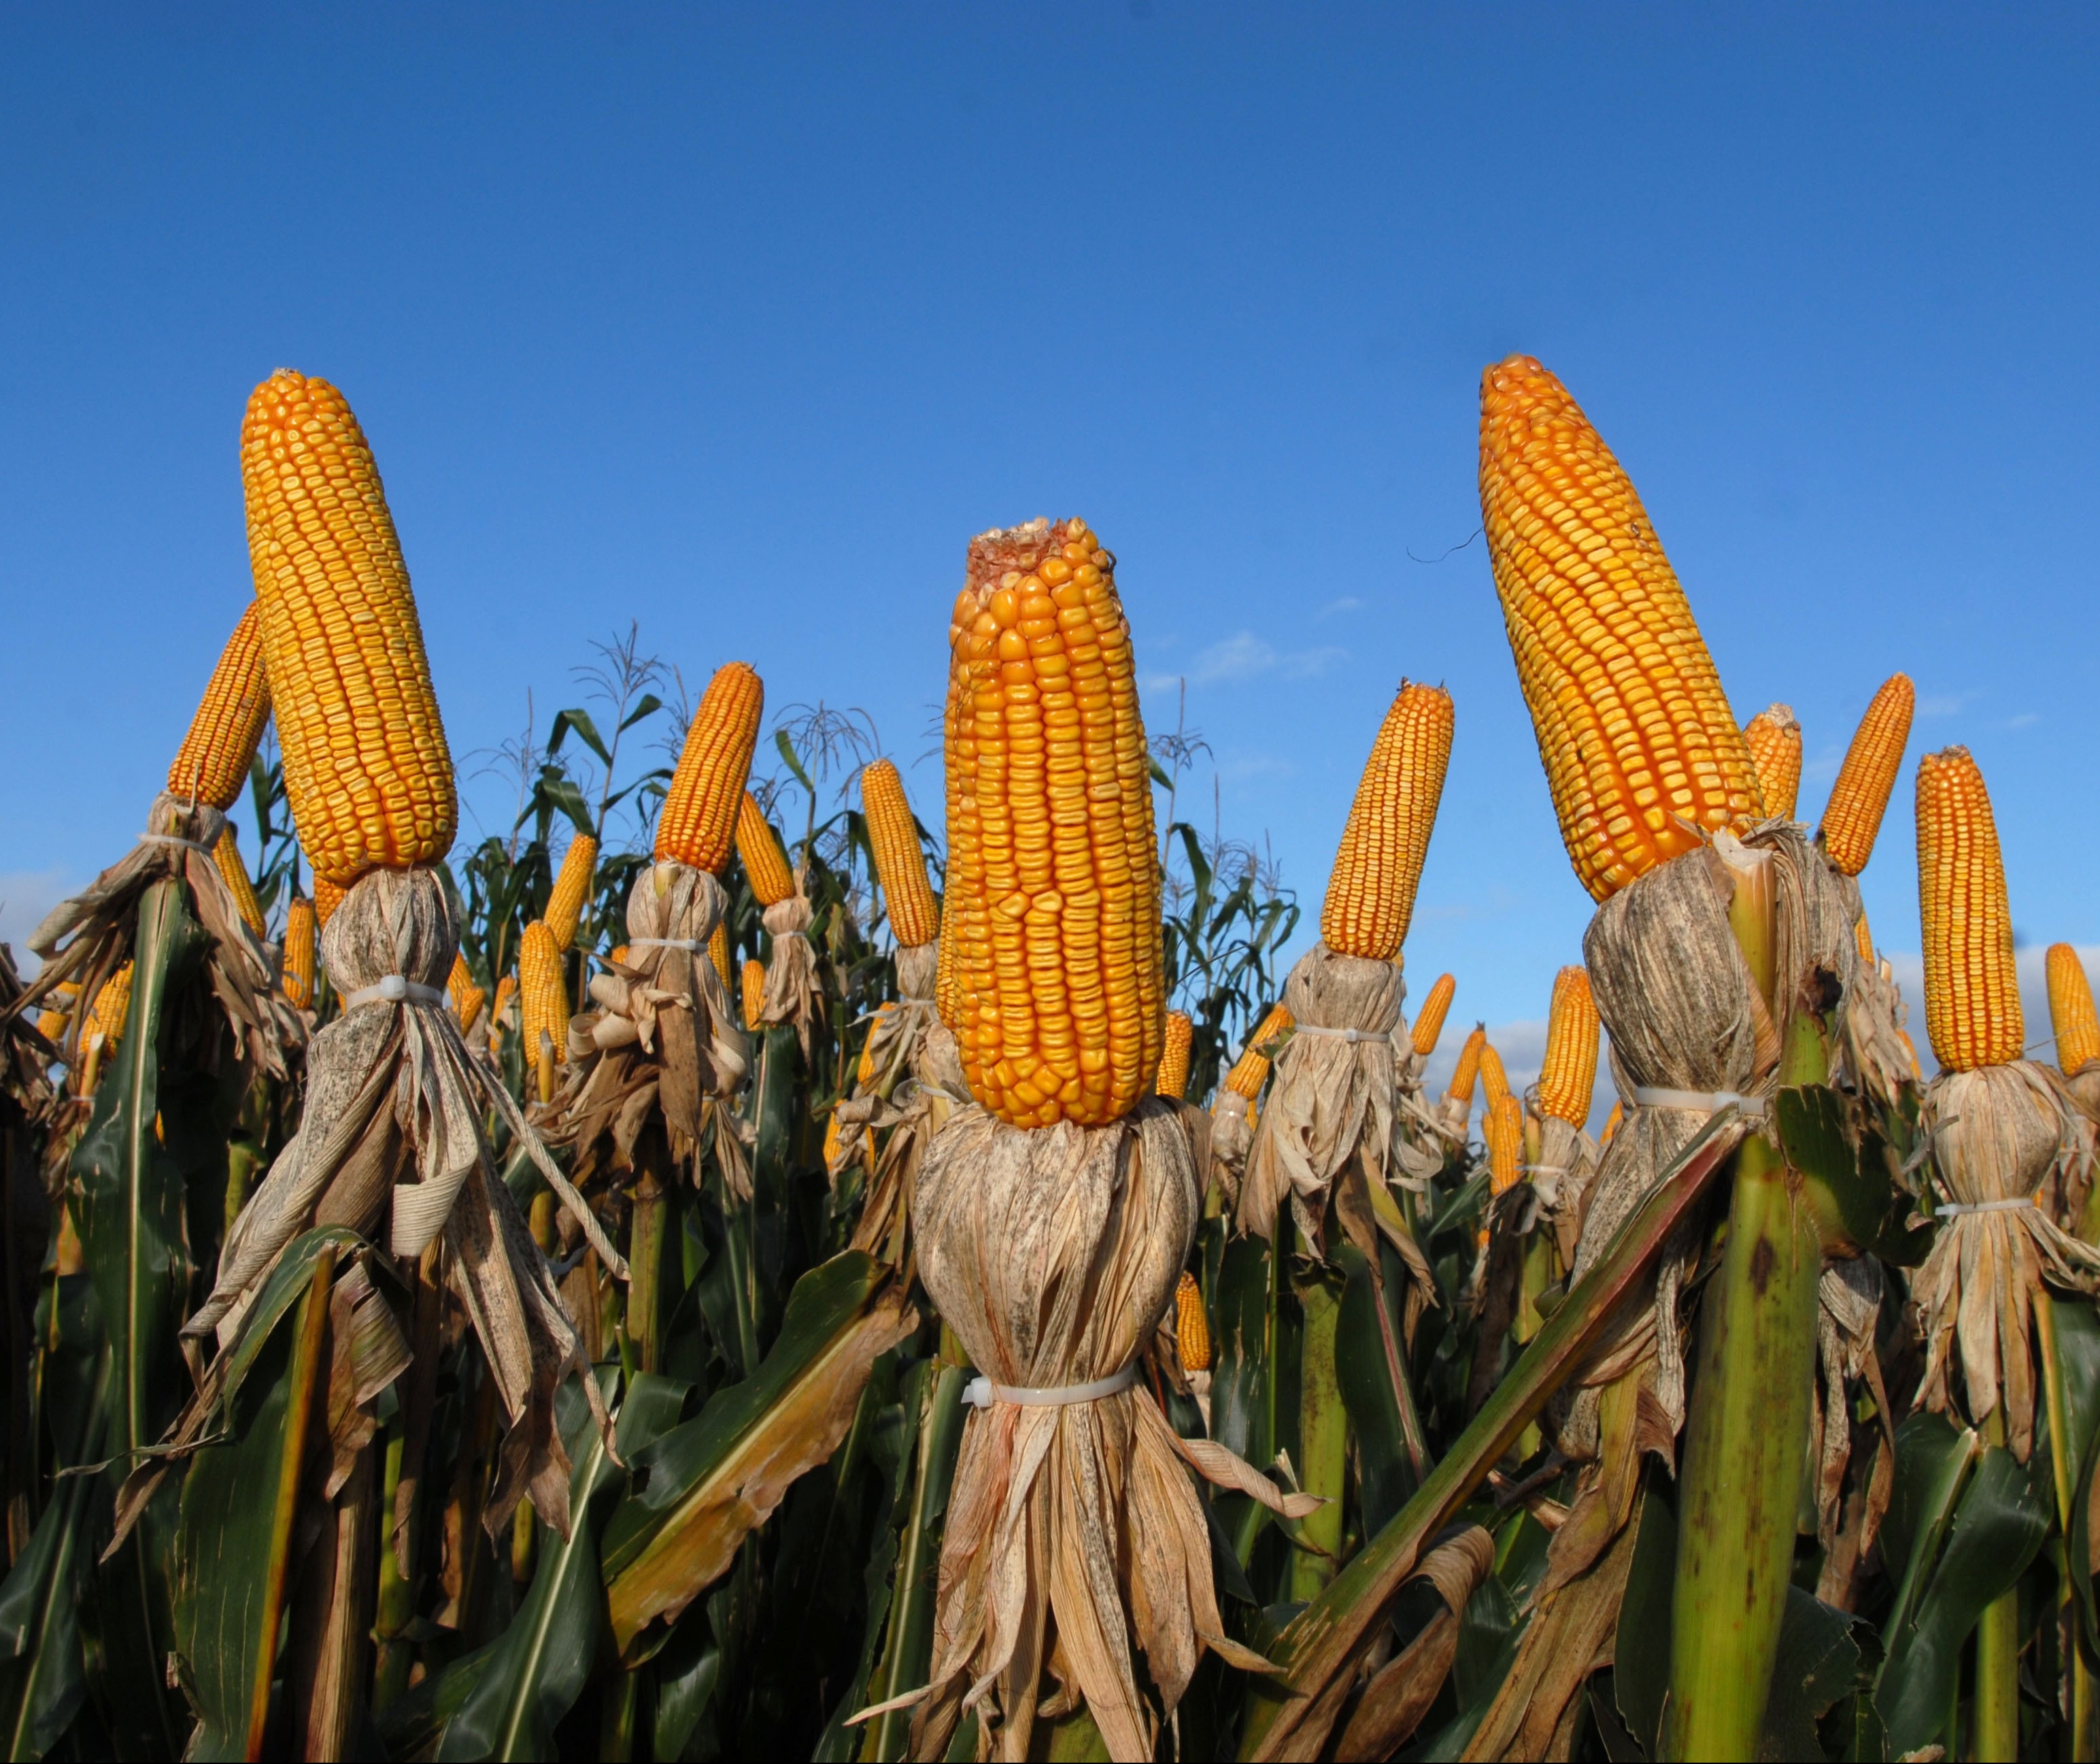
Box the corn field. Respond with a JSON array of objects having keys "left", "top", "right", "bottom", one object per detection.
[{"left": 2, "top": 355, "right": 2095, "bottom": 1764}]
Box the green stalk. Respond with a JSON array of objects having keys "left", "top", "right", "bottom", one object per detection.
[
  {"left": 1289, "top": 1266, "right": 1347, "bottom": 1603},
  {"left": 372, "top": 1421, "right": 413, "bottom": 1711},
  {"left": 626, "top": 1137, "right": 671, "bottom": 1373},
  {"left": 1973, "top": 1413, "right": 2021, "bottom": 1761},
  {"left": 2037, "top": 1293, "right": 2084, "bottom": 1761}
]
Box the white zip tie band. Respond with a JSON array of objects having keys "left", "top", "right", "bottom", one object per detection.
[
  {"left": 1290, "top": 1025, "right": 1395, "bottom": 1044},
  {"left": 628, "top": 937, "right": 705, "bottom": 951},
  {"left": 1629, "top": 1085, "right": 1767, "bottom": 1119},
  {"left": 341, "top": 974, "right": 449, "bottom": 1011},
  {"left": 961, "top": 1363, "right": 1139, "bottom": 1410},
  {"left": 138, "top": 832, "right": 216, "bottom": 856},
  {"left": 1936, "top": 1197, "right": 2037, "bottom": 1218},
  {"left": 1520, "top": 1164, "right": 1570, "bottom": 1178}
]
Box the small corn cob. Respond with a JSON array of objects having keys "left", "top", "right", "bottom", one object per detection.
[
  {"left": 945, "top": 517, "right": 1164, "bottom": 1128},
  {"left": 1898, "top": 1029, "right": 1923, "bottom": 1081},
  {"left": 2048, "top": 945, "right": 2100, "bottom": 1074},
  {"left": 545, "top": 833, "right": 598, "bottom": 952},
  {"left": 212, "top": 825, "right": 267, "bottom": 938},
  {"left": 862, "top": 758, "right": 941, "bottom": 948},
  {"left": 314, "top": 874, "right": 345, "bottom": 926},
  {"left": 1446, "top": 1024, "right": 1487, "bottom": 1109},
  {"left": 1155, "top": 1011, "right": 1194, "bottom": 1100},
  {"left": 1478, "top": 1041, "right": 1511, "bottom": 1114},
  {"left": 1601, "top": 1098, "right": 1624, "bottom": 1146},
  {"left": 1854, "top": 913, "right": 1874, "bottom": 967},
  {"left": 1479, "top": 356, "right": 1760, "bottom": 901},
  {"left": 1916, "top": 747, "right": 2021, "bottom": 1071},
  {"left": 741, "top": 957, "right": 765, "bottom": 1032},
  {"left": 1223, "top": 1003, "right": 1293, "bottom": 1099},
  {"left": 1743, "top": 705, "right": 1803, "bottom": 821},
  {"left": 1175, "top": 1271, "right": 1211, "bottom": 1372},
  {"left": 858, "top": 1003, "right": 894, "bottom": 1087},
  {"left": 1539, "top": 967, "right": 1601, "bottom": 1126},
  {"left": 242, "top": 371, "right": 456, "bottom": 885},
  {"left": 450, "top": 953, "right": 487, "bottom": 1034},
  {"left": 1410, "top": 973, "right": 1457, "bottom": 1057},
  {"left": 1821, "top": 675, "right": 1915, "bottom": 877},
  {"left": 490, "top": 973, "right": 518, "bottom": 1051},
  {"left": 823, "top": 1112, "right": 843, "bottom": 1169},
  {"left": 168, "top": 604, "right": 271, "bottom": 810},
  {"left": 282, "top": 898, "right": 316, "bottom": 1009},
  {"left": 707, "top": 920, "right": 732, "bottom": 991},
  {"left": 1320, "top": 682, "right": 1455, "bottom": 960},
  {"left": 607, "top": 945, "right": 630, "bottom": 968},
  {"left": 656, "top": 662, "right": 764, "bottom": 872},
  {"left": 1481, "top": 1092, "right": 1524, "bottom": 1243},
  {"left": 35, "top": 983, "right": 80, "bottom": 1047},
  {"left": 86, "top": 962, "right": 135, "bottom": 1051},
  {"left": 518, "top": 921, "right": 568, "bottom": 1099},
  {"left": 736, "top": 792, "right": 796, "bottom": 908}
]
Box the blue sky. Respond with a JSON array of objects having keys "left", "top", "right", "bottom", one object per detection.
[{"left": 6, "top": 6, "right": 2099, "bottom": 1093}]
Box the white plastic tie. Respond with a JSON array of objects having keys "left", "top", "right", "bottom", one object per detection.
[
  {"left": 138, "top": 832, "right": 216, "bottom": 856},
  {"left": 1936, "top": 1197, "right": 2038, "bottom": 1218},
  {"left": 1291, "top": 1025, "right": 1395, "bottom": 1045},
  {"left": 628, "top": 937, "right": 704, "bottom": 952},
  {"left": 960, "top": 1363, "right": 1139, "bottom": 1410},
  {"left": 1520, "top": 1164, "right": 1570, "bottom": 1178},
  {"left": 341, "top": 974, "right": 448, "bottom": 1011},
  {"left": 1629, "top": 1085, "right": 1767, "bottom": 1119}
]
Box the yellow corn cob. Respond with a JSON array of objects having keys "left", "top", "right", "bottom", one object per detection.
[
  {"left": 1479, "top": 356, "right": 1761, "bottom": 902},
  {"left": 736, "top": 792, "right": 796, "bottom": 908},
  {"left": 1155, "top": 1011, "right": 1194, "bottom": 1100},
  {"left": 1916, "top": 747, "right": 2021, "bottom": 1072},
  {"left": 168, "top": 604, "right": 271, "bottom": 811},
  {"left": 1410, "top": 974, "right": 1456, "bottom": 1057},
  {"left": 935, "top": 923, "right": 957, "bottom": 1028},
  {"left": 212, "top": 825, "right": 267, "bottom": 938},
  {"left": 85, "top": 962, "right": 135, "bottom": 1051},
  {"left": 607, "top": 945, "right": 630, "bottom": 968},
  {"left": 518, "top": 921, "right": 568, "bottom": 1098},
  {"left": 1821, "top": 674, "right": 1915, "bottom": 877},
  {"left": 1321, "top": 683, "right": 1455, "bottom": 960},
  {"left": 1601, "top": 1098, "right": 1624, "bottom": 1146},
  {"left": 1223, "top": 1004, "right": 1293, "bottom": 1099},
  {"left": 35, "top": 984, "right": 80, "bottom": 1046},
  {"left": 1446, "top": 1024, "right": 1487, "bottom": 1109},
  {"left": 707, "top": 921, "right": 732, "bottom": 991},
  {"left": 545, "top": 833, "right": 598, "bottom": 952},
  {"left": 862, "top": 758, "right": 941, "bottom": 949},
  {"left": 1743, "top": 705, "right": 1803, "bottom": 822},
  {"left": 450, "top": 953, "right": 486, "bottom": 1034},
  {"left": 1898, "top": 1029, "right": 1923, "bottom": 1081},
  {"left": 1478, "top": 1041, "right": 1510, "bottom": 1114},
  {"left": 282, "top": 898, "right": 316, "bottom": 1009},
  {"left": 823, "top": 1112, "right": 843, "bottom": 1169},
  {"left": 490, "top": 973, "right": 518, "bottom": 1051},
  {"left": 946, "top": 517, "right": 1164, "bottom": 1129},
  {"left": 857, "top": 1003, "right": 895, "bottom": 1086},
  {"left": 741, "top": 957, "right": 765, "bottom": 1032},
  {"left": 1481, "top": 1092, "right": 1524, "bottom": 1244},
  {"left": 656, "top": 662, "right": 764, "bottom": 872},
  {"left": 1539, "top": 967, "right": 1600, "bottom": 1126},
  {"left": 241, "top": 371, "right": 455, "bottom": 885},
  {"left": 1855, "top": 913, "right": 1874, "bottom": 967},
  {"left": 2048, "top": 945, "right": 2100, "bottom": 1074},
  {"left": 314, "top": 873, "right": 345, "bottom": 926},
  {"left": 1175, "top": 1270, "right": 1211, "bottom": 1372}
]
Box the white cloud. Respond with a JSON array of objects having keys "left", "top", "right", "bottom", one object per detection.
[
  {"left": 1916, "top": 690, "right": 1980, "bottom": 719},
  {"left": 1317, "top": 596, "right": 1364, "bottom": 621},
  {"left": 2007, "top": 712, "right": 2041, "bottom": 729},
  {"left": 0, "top": 870, "right": 74, "bottom": 977},
  {"left": 1185, "top": 631, "right": 1347, "bottom": 685}
]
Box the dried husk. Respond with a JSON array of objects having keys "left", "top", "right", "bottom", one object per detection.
[
  {"left": 1238, "top": 942, "right": 1404, "bottom": 1249},
  {"left": 182, "top": 866, "right": 622, "bottom": 1541},
  {"left": 903, "top": 1098, "right": 1307, "bottom": 1761},
  {"left": 1811, "top": 1255, "right": 1895, "bottom": 1607},
  {"left": 759, "top": 876, "right": 825, "bottom": 1057},
  {"left": 835, "top": 947, "right": 955, "bottom": 1269},
  {"left": 1206, "top": 1089, "right": 1254, "bottom": 1209},
  {"left": 1529, "top": 1113, "right": 1602, "bottom": 1271},
  {"left": 1827, "top": 872, "right": 1916, "bottom": 1111},
  {"left": 1914, "top": 1061, "right": 2100, "bottom": 1460}
]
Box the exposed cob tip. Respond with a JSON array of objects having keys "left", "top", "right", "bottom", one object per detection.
[
  {"left": 1175, "top": 1270, "right": 1211, "bottom": 1373},
  {"left": 241, "top": 369, "right": 456, "bottom": 886},
  {"left": 656, "top": 662, "right": 764, "bottom": 873},
  {"left": 1538, "top": 966, "right": 1600, "bottom": 1126},
  {"left": 450, "top": 953, "right": 487, "bottom": 1034},
  {"left": 1319, "top": 681, "right": 1454, "bottom": 961},
  {"left": 1445, "top": 1023, "right": 1487, "bottom": 1110},
  {"left": 1155, "top": 1011, "right": 1194, "bottom": 1100},
  {"left": 1410, "top": 973, "right": 1456, "bottom": 1057},
  {"left": 282, "top": 896, "right": 316, "bottom": 1009},
  {"left": 518, "top": 920, "right": 569, "bottom": 1104},
  {"left": 741, "top": 957, "right": 765, "bottom": 1033},
  {"left": 545, "top": 832, "right": 598, "bottom": 952},
  {"left": 168, "top": 603, "right": 271, "bottom": 811},
  {"left": 85, "top": 961, "right": 135, "bottom": 1053},
  {"left": 1222, "top": 1003, "right": 1293, "bottom": 1100},
  {"left": 861, "top": 758, "right": 940, "bottom": 949},
  {"left": 1478, "top": 1039, "right": 1510, "bottom": 1115},
  {"left": 2047, "top": 944, "right": 2099, "bottom": 1075},
  {"left": 1916, "top": 745, "right": 2021, "bottom": 1072},
  {"left": 1480, "top": 1091, "right": 1524, "bottom": 1244},
  {"left": 1743, "top": 704, "right": 1803, "bottom": 821},
  {"left": 707, "top": 920, "right": 733, "bottom": 991},
  {"left": 735, "top": 791, "right": 796, "bottom": 907},
  {"left": 1821, "top": 673, "right": 1915, "bottom": 877},
  {"left": 212, "top": 824, "right": 267, "bottom": 938},
  {"left": 1479, "top": 355, "right": 1759, "bottom": 901}
]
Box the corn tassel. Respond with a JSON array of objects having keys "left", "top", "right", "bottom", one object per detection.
[
  {"left": 1538, "top": 967, "right": 1600, "bottom": 1126},
  {"left": 1743, "top": 704, "right": 1802, "bottom": 821},
  {"left": 657, "top": 663, "right": 764, "bottom": 873},
  {"left": 1821, "top": 674, "right": 1914, "bottom": 877},
  {"left": 862, "top": 758, "right": 940, "bottom": 948},
  {"left": 1916, "top": 746, "right": 2021, "bottom": 1071},
  {"left": 169, "top": 603, "right": 271, "bottom": 810},
  {"left": 1319, "top": 682, "right": 1454, "bottom": 960}
]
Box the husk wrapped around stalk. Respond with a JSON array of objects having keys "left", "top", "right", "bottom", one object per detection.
[
  {"left": 1827, "top": 872, "right": 1919, "bottom": 1113},
  {"left": 1914, "top": 1061, "right": 2100, "bottom": 1460},
  {"left": 1206, "top": 1087, "right": 1255, "bottom": 1209},
  {"left": 122, "top": 866, "right": 625, "bottom": 1551},
  {"left": 757, "top": 872, "right": 826, "bottom": 1057},
  {"left": 896, "top": 1098, "right": 1312, "bottom": 1761},
  {"left": 1527, "top": 1110, "right": 1603, "bottom": 1272},
  {"left": 1391, "top": 1041, "right": 1463, "bottom": 1190},
  {"left": 547, "top": 860, "right": 751, "bottom": 1198},
  {"left": 1811, "top": 1255, "right": 1896, "bottom": 1607}
]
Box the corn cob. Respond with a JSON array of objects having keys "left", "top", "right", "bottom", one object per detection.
[
  {"left": 1600, "top": 1098, "right": 1624, "bottom": 1146},
  {"left": 707, "top": 921, "right": 732, "bottom": 991},
  {"left": 1223, "top": 1003, "right": 1293, "bottom": 1099},
  {"left": 656, "top": 662, "right": 764, "bottom": 872},
  {"left": 862, "top": 758, "right": 941, "bottom": 948},
  {"left": 1539, "top": 967, "right": 1601, "bottom": 1126},
  {"left": 282, "top": 898, "right": 316, "bottom": 1009},
  {"left": 1916, "top": 747, "right": 2021, "bottom": 1072},
  {"left": 1479, "top": 356, "right": 1760, "bottom": 902},
  {"left": 490, "top": 973, "right": 518, "bottom": 1052},
  {"left": 1410, "top": 973, "right": 1456, "bottom": 1057},
  {"left": 314, "top": 873, "right": 345, "bottom": 926},
  {"left": 1320, "top": 682, "right": 1455, "bottom": 960},
  {"left": 1743, "top": 705, "right": 1802, "bottom": 821},
  {"left": 35, "top": 984, "right": 80, "bottom": 1047},
  {"left": 168, "top": 603, "right": 271, "bottom": 810},
  {"left": 823, "top": 1112, "right": 843, "bottom": 1170},
  {"left": 945, "top": 517, "right": 1164, "bottom": 1129},
  {"left": 1478, "top": 1040, "right": 1510, "bottom": 1114},
  {"left": 736, "top": 792, "right": 796, "bottom": 908},
  {"left": 1155, "top": 1011, "right": 1194, "bottom": 1100},
  {"left": 858, "top": 1004, "right": 894, "bottom": 1087},
  {"left": 607, "top": 945, "right": 630, "bottom": 968},
  {"left": 1481, "top": 1092, "right": 1524, "bottom": 1243},
  {"left": 1898, "top": 1029, "right": 1923, "bottom": 1081},
  {"left": 741, "top": 957, "right": 765, "bottom": 1032},
  {"left": 2048, "top": 945, "right": 2100, "bottom": 1074},
  {"left": 1854, "top": 913, "right": 1874, "bottom": 967},
  {"left": 212, "top": 824, "right": 267, "bottom": 938},
  {"left": 1175, "top": 1271, "right": 1211, "bottom": 1372},
  {"left": 934, "top": 923, "right": 957, "bottom": 1028},
  {"left": 518, "top": 921, "right": 568, "bottom": 1100},
  {"left": 1821, "top": 674, "right": 1914, "bottom": 877},
  {"left": 85, "top": 962, "right": 135, "bottom": 1051},
  {"left": 1446, "top": 1024, "right": 1487, "bottom": 1109},
  {"left": 241, "top": 371, "right": 455, "bottom": 885},
  {"left": 450, "top": 953, "right": 487, "bottom": 1034},
  {"left": 545, "top": 833, "right": 598, "bottom": 952}
]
